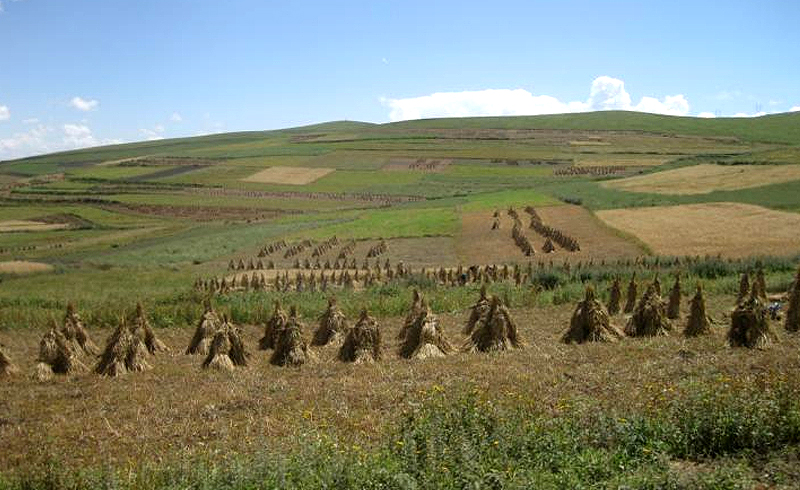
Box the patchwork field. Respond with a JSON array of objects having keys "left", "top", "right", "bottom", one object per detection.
[
  {"left": 0, "top": 220, "right": 70, "bottom": 232},
  {"left": 597, "top": 202, "right": 800, "bottom": 257},
  {"left": 603, "top": 163, "right": 800, "bottom": 195},
  {"left": 242, "top": 166, "right": 335, "bottom": 185},
  {"left": 0, "top": 260, "right": 53, "bottom": 274}
]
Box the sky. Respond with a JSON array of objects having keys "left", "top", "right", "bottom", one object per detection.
[{"left": 1, "top": 0, "right": 799, "bottom": 160}]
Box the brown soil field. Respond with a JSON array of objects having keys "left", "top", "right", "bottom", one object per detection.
[
  {"left": 603, "top": 163, "right": 800, "bottom": 194},
  {"left": 242, "top": 166, "right": 334, "bottom": 185},
  {"left": 456, "top": 206, "right": 644, "bottom": 265},
  {"left": 0, "top": 260, "right": 53, "bottom": 274},
  {"left": 597, "top": 202, "right": 800, "bottom": 257},
  {"left": 1, "top": 294, "right": 797, "bottom": 472},
  {"left": 0, "top": 220, "right": 70, "bottom": 232}
]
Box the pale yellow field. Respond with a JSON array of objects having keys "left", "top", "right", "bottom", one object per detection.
[
  {"left": 241, "top": 166, "right": 334, "bottom": 185},
  {"left": 0, "top": 220, "right": 69, "bottom": 232},
  {"left": 597, "top": 202, "right": 800, "bottom": 257},
  {"left": 0, "top": 260, "right": 53, "bottom": 274},
  {"left": 603, "top": 163, "right": 800, "bottom": 194},
  {"left": 573, "top": 154, "right": 672, "bottom": 167}
]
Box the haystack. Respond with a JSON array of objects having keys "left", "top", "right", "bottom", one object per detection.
[
  {"left": 131, "top": 302, "right": 169, "bottom": 354},
  {"left": 785, "top": 266, "right": 800, "bottom": 333},
  {"left": 34, "top": 322, "right": 86, "bottom": 380},
  {"left": 202, "top": 317, "right": 249, "bottom": 370},
  {"left": 312, "top": 297, "right": 348, "bottom": 346},
  {"left": 398, "top": 289, "right": 425, "bottom": 340},
  {"left": 561, "top": 286, "right": 623, "bottom": 344},
  {"left": 624, "top": 284, "right": 671, "bottom": 337},
  {"left": 186, "top": 300, "right": 221, "bottom": 355},
  {"left": 463, "top": 285, "right": 491, "bottom": 335},
  {"left": 607, "top": 277, "right": 622, "bottom": 315},
  {"left": 728, "top": 291, "right": 776, "bottom": 348},
  {"left": 63, "top": 303, "right": 99, "bottom": 355},
  {"left": 737, "top": 272, "right": 750, "bottom": 303},
  {"left": 399, "top": 302, "right": 452, "bottom": 359},
  {"left": 339, "top": 308, "right": 382, "bottom": 363},
  {"left": 753, "top": 269, "right": 767, "bottom": 301},
  {"left": 684, "top": 284, "right": 712, "bottom": 337},
  {"left": 464, "top": 296, "right": 523, "bottom": 352},
  {"left": 666, "top": 275, "right": 682, "bottom": 320},
  {"left": 623, "top": 274, "right": 637, "bottom": 314},
  {"left": 270, "top": 306, "right": 310, "bottom": 367},
  {"left": 259, "top": 300, "right": 287, "bottom": 350},
  {"left": 95, "top": 318, "right": 152, "bottom": 377},
  {"left": 0, "top": 345, "right": 19, "bottom": 377}
]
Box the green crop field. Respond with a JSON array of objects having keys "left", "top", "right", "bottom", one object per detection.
[{"left": 2, "top": 111, "right": 800, "bottom": 488}]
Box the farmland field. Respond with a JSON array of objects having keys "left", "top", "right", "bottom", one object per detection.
[{"left": 2, "top": 111, "right": 800, "bottom": 488}]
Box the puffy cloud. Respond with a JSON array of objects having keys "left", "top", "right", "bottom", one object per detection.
[
  {"left": 383, "top": 76, "right": 692, "bottom": 121},
  {"left": 697, "top": 112, "right": 716, "bottom": 118},
  {"left": 69, "top": 96, "right": 99, "bottom": 112},
  {"left": 0, "top": 124, "right": 51, "bottom": 157},
  {"left": 731, "top": 111, "right": 767, "bottom": 118},
  {"left": 790, "top": 106, "right": 800, "bottom": 112},
  {"left": 0, "top": 105, "right": 9, "bottom": 121},
  {"left": 139, "top": 124, "right": 165, "bottom": 141},
  {"left": 63, "top": 123, "right": 97, "bottom": 147},
  {"left": 170, "top": 112, "right": 183, "bottom": 122}
]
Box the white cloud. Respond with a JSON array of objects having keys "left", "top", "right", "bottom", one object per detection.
[
  {"left": 731, "top": 111, "right": 767, "bottom": 118},
  {"left": 697, "top": 112, "right": 716, "bottom": 118},
  {"left": 63, "top": 123, "right": 97, "bottom": 147},
  {"left": 170, "top": 112, "right": 182, "bottom": 122},
  {"left": 0, "top": 125, "right": 51, "bottom": 157},
  {"left": 69, "top": 96, "right": 99, "bottom": 112},
  {"left": 22, "top": 117, "right": 39, "bottom": 124},
  {"left": 790, "top": 106, "right": 800, "bottom": 112},
  {"left": 139, "top": 125, "right": 165, "bottom": 141},
  {"left": 0, "top": 105, "right": 9, "bottom": 121},
  {"left": 383, "top": 76, "right": 691, "bottom": 121}
]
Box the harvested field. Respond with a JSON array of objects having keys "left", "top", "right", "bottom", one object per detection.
[
  {"left": 0, "top": 295, "right": 798, "bottom": 472},
  {"left": 603, "top": 163, "right": 800, "bottom": 194},
  {"left": 457, "top": 206, "right": 643, "bottom": 265},
  {"left": 0, "top": 260, "right": 54, "bottom": 274},
  {"left": 597, "top": 202, "right": 800, "bottom": 257},
  {"left": 242, "top": 166, "right": 335, "bottom": 185},
  {"left": 0, "top": 220, "right": 70, "bottom": 232},
  {"left": 383, "top": 158, "right": 452, "bottom": 172}
]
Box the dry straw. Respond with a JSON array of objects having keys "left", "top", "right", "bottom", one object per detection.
[
  {"left": 667, "top": 274, "right": 682, "bottom": 320},
  {"left": 202, "top": 317, "right": 249, "bottom": 370},
  {"left": 728, "top": 290, "right": 776, "bottom": 348},
  {"left": 684, "top": 284, "right": 712, "bottom": 337},
  {"left": 271, "top": 306, "right": 310, "bottom": 367},
  {"left": 607, "top": 277, "right": 622, "bottom": 315},
  {"left": 260, "top": 300, "right": 288, "bottom": 350},
  {"left": 339, "top": 308, "right": 382, "bottom": 363},
  {"left": 463, "top": 285, "right": 491, "bottom": 335},
  {"left": 186, "top": 300, "right": 221, "bottom": 355},
  {"left": 737, "top": 272, "right": 750, "bottom": 304},
  {"left": 398, "top": 289, "right": 425, "bottom": 340},
  {"left": 465, "top": 295, "right": 523, "bottom": 352},
  {"left": 785, "top": 266, "right": 800, "bottom": 333},
  {"left": 399, "top": 301, "right": 452, "bottom": 359},
  {"left": 312, "top": 297, "right": 348, "bottom": 346},
  {"left": 0, "top": 345, "right": 19, "bottom": 377},
  {"left": 623, "top": 273, "right": 637, "bottom": 314},
  {"left": 34, "top": 319, "right": 87, "bottom": 381},
  {"left": 562, "top": 285, "right": 623, "bottom": 344},
  {"left": 131, "top": 302, "right": 169, "bottom": 354},
  {"left": 624, "top": 283, "right": 671, "bottom": 337},
  {"left": 95, "top": 317, "right": 152, "bottom": 377},
  {"left": 63, "top": 303, "right": 98, "bottom": 356}
]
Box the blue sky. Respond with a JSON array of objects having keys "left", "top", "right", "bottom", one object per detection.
[{"left": 1, "top": 0, "right": 799, "bottom": 159}]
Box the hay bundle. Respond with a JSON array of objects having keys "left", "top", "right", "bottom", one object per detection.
[
  {"left": 737, "top": 272, "right": 750, "bottom": 303},
  {"left": 785, "top": 266, "right": 800, "bottom": 333},
  {"left": 684, "top": 284, "right": 712, "bottom": 337},
  {"left": 562, "top": 286, "right": 623, "bottom": 344},
  {"left": 271, "top": 307, "right": 310, "bottom": 367},
  {"left": 398, "top": 289, "right": 425, "bottom": 340},
  {"left": 624, "top": 284, "right": 671, "bottom": 337},
  {"left": 0, "top": 345, "right": 19, "bottom": 377},
  {"left": 667, "top": 275, "right": 682, "bottom": 320},
  {"left": 607, "top": 277, "right": 622, "bottom": 315},
  {"left": 312, "top": 297, "right": 348, "bottom": 346},
  {"left": 753, "top": 269, "right": 767, "bottom": 301},
  {"left": 34, "top": 323, "right": 86, "bottom": 380},
  {"left": 728, "top": 291, "right": 776, "bottom": 348},
  {"left": 186, "top": 300, "right": 221, "bottom": 355},
  {"left": 339, "top": 309, "right": 382, "bottom": 363},
  {"left": 464, "top": 296, "right": 523, "bottom": 352},
  {"left": 95, "top": 318, "right": 152, "bottom": 377},
  {"left": 260, "top": 300, "right": 287, "bottom": 350},
  {"left": 131, "top": 303, "right": 169, "bottom": 354},
  {"left": 202, "top": 318, "right": 249, "bottom": 370},
  {"left": 63, "top": 303, "right": 99, "bottom": 355},
  {"left": 623, "top": 274, "right": 637, "bottom": 314},
  {"left": 463, "top": 285, "right": 491, "bottom": 335},
  {"left": 399, "top": 302, "right": 452, "bottom": 359}
]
